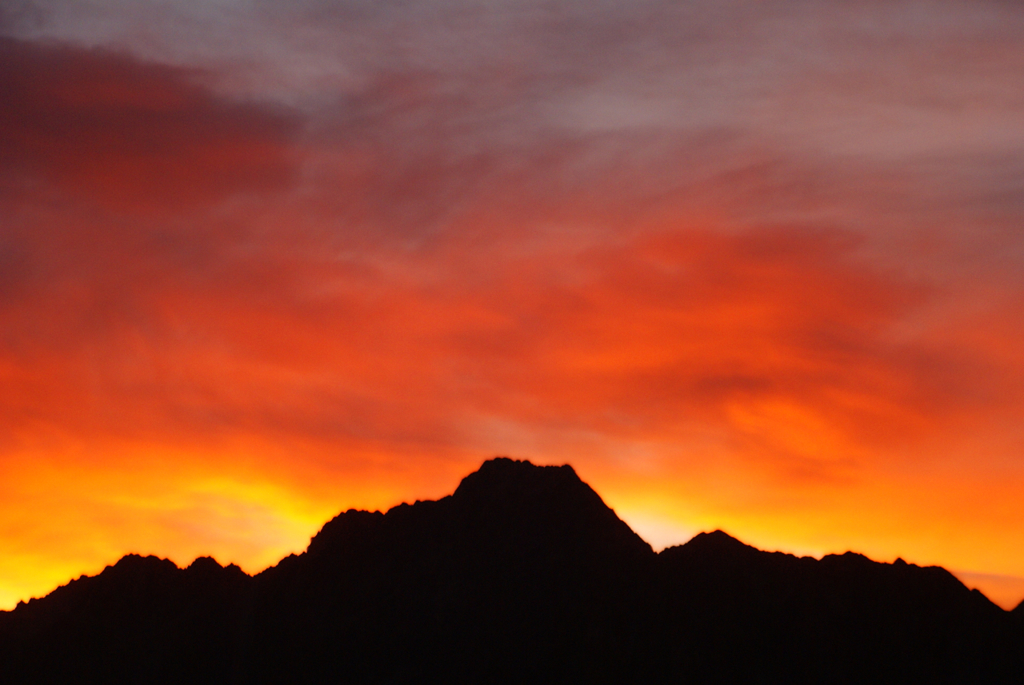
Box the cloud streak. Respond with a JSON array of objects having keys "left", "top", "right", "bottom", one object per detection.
[{"left": 0, "top": 37, "right": 300, "bottom": 211}]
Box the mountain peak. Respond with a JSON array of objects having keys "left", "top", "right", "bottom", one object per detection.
[
  {"left": 658, "top": 529, "right": 762, "bottom": 566},
  {"left": 683, "top": 529, "right": 757, "bottom": 554},
  {"left": 453, "top": 457, "right": 582, "bottom": 499},
  {"left": 450, "top": 457, "right": 651, "bottom": 559},
  {"left": 302, "top": 458, "right": 652, "bottom": 565}
]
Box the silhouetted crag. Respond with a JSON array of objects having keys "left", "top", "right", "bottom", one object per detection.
[
  {"left": 1, "top": 458, "right": 1021, "bottom": 683},
  {"left": 0, "top": 554, "right": 252, "bottom": 683}
]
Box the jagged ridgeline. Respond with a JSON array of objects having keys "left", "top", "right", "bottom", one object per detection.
[{"left": 1, "top": 458, "right": 1022, "bottom": 683}]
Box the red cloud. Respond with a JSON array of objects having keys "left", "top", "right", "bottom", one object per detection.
[{"left": 0, "top": 37, "right": 300, "bottom": 211}]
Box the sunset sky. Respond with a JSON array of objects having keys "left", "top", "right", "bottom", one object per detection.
[{"left": 2, "top": 0, "right": 1023, "bottom": 611}]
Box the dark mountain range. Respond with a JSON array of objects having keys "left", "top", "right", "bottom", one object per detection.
[{"left": 1, "top": 458, "right": 1021, "bottom": 683}]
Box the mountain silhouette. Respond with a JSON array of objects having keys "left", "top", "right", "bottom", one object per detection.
[{"left": 1, "top": 457, "right": 1021, "bottom": 683}]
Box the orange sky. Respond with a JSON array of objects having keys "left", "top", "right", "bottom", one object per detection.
[{"left": 1, "top": 0, "right": 1024, "bottom": 611}]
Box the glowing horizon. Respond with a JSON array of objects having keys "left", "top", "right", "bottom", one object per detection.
[{"left": 3, "top": 455, "right": 1020, "bottom": 611}]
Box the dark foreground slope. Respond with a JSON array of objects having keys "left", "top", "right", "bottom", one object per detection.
[
  {"left": 0, "top": 555, "right": 252, "bottom": 682},
  {"left": 1, "top": 458, "right": 1021, "bottom": 684}
]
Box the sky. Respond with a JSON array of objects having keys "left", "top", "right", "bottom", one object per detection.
[{"left": 1, "top": 0, "right": 1023, "bottom": 610}]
